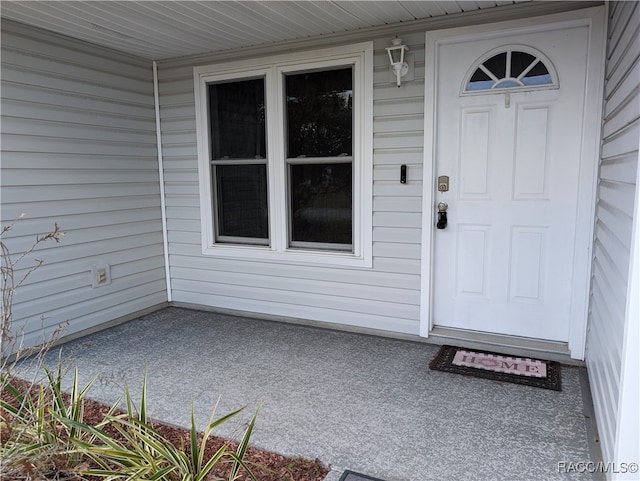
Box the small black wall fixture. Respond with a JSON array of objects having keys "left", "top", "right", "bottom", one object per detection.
[{"left": 400, "top": 164, "right": 407, "bottom": 184}]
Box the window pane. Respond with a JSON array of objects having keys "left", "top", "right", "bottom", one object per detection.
[
  {"left": 470, "top": 68, "right": 492, "bottom": 82},
  {"left": 467, "top": 78, "right": 494, "bottom": 91},
  {"left": 522, "top": 74, "right": 552, "bottom": 86},
  {"left": 523, "top": 59, "right": 550, "bottom": 78},
  {"left": 482, "top": 53, "right": 507, "bottom": 79},
  {"left": 215, "top": 164, "right": 268, "bottom": 240},
  {"left": 522, "top": 60, "right": 552, "bottom": 86},
  {"left": 510, "top": 51, "right": 537, "bottom": 78},
  {"left": 209, "top": 78, "right": 266, "bottom": 160},
  {"left": 495, "top": 79, "right": 521, "bottom": 88},
  {"left": 290, "top": 163, "right": 352, "bottom": 245},
  {"left": 286, "top": 68, "right": 353, "bottom": 158}
]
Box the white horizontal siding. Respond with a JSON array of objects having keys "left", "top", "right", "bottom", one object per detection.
[
  {"left": 157, "top": 32, "right": 426, "bottom": 334},
  {"left": 586, "top": 0, "right": 640, "bottom": 470},
  {"left": 0, "top": 20, "right": 167, "bottom": 349}
]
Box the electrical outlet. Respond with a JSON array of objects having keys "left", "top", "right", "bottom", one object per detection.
[
  {"left": 96, "top": 268, "right": 107, "bottom": 284},
  {"left": 91, "top": 264, "right": 111, "bottom": 288}
]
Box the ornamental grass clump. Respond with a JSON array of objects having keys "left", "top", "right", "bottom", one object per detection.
[
  {"left": 0, "top": 357, "right": 98, "bottom": 478},
  {"left": 59, "top": 370, "right": 259, "bottom": 481},
  {"left": 2, "top": 363, "right": 261, "bottom": 480}
]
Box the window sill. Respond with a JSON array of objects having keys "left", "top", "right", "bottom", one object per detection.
[{"left": 202, "top": 243, "right": 372, "bottom": 268}]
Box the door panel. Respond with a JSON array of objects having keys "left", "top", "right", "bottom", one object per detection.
[
  {"left": 433, "top": 25, "right": 589, "bottom": 342},
  {"left": 508, "top": 226, "right": 546, "bottom": 303},
  {"left": 455, "top": 224, "right": 490, "bottom": 298},
  {"left": 513, "top": 106, "right": 550, "bottom": 198},
  {"left": 460, "top": 108, "right": 492, "bottom": 198}
]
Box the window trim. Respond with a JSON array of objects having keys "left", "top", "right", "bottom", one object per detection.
[{"left": 194, "top": 42, "right": 373, "bottom": 267}]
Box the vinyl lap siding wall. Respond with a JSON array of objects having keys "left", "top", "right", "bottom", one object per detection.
[
  {"left": 586, "top": 1, "right": 639, "bottom": 468},
  {"left": 158, "top": 33, "right": 425, "bottom": 334},
  {"left": 1, "top": 21, "right": 167, "bottom": 349}
]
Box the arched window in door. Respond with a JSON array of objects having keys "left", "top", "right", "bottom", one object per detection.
[{"left": 462, "top": 46, "right": 558, "bottom": 94}]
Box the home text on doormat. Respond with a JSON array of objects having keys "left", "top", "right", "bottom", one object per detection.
[
  {"left": 453, "top": 349, "right": 547, "bottom": 377},
  {"left": 429, "top": 345, "right": 561, "bottom": 391}
]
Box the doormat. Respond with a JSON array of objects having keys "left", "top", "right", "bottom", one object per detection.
[
  {"left": 339, "top": 470, "right": 387, "bottom": 481},
  {"left": 429, "top": 345, "right": 561, "bottom": 391}
]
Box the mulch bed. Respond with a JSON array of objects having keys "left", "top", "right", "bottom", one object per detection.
[{"left": 1, "top": 377, "right": 329, "bottom": 481}]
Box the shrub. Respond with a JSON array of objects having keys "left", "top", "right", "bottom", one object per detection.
[
  {"left": 59, "top": 369, "right": 259, "bottom": 481},
  {"left": 1, "top": 356, "right": 99, "bottom": 478}
]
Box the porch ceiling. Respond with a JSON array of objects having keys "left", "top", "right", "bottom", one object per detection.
[{"left": 0, "top": 0, "right": 533, "bottom": 61}]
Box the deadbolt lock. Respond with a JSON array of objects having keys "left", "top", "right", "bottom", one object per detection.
[{"left": 437, "top": 175, "right": 449, "bottom": 192}]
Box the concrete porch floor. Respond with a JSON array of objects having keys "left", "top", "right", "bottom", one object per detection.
[{"left": 26, "top": 307, "right": 602, "bottom": 481}]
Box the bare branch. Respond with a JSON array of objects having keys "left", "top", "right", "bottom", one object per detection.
[{"left": 1, "top": 216, "right": 65, "bottom": 367}]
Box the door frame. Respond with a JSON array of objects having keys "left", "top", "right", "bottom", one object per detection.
[{"left": 419, "top": 6, "right": 606, "bottom": 360}]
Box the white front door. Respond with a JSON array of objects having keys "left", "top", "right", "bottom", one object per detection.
[{"left": 431, "top": 23, "right": 591, "bottom": 342}]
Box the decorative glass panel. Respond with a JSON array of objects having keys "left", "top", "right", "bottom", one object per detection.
[
  {"left": 286, "top": 68, "right": 353, "bottom": 158},
  {"left": 290, "top": 163, "right": 352, "bottom": 246},
  {"left": 470, "top": 68, "right": 492, "bottom": 82},
  {"left": 495, "top": 80, "right": 521, "bottom": 88},
  {"left": 483, "top": 52, "right": 507, "bottom": 79},
  {"left": 468, "top": 67, "right": 494, "bottom": 91},
  {"left": 521, "top": 60, "right": 551, "bottom": 86},
  {"left": 215, "top": 164, "right": 269, "bottom": 241},
  {"left": 209, "top": 78, "right": 266, "bottom": 160},
  {"left": 510, "top": 51, "right": 537, "bottom": 77},
  {"left": 464, "top": 48, "right": 555, "bottom": 93}
]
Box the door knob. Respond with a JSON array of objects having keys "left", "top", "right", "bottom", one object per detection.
[{"left": 437, "top": 201, "right": 448, "bottom": 229}]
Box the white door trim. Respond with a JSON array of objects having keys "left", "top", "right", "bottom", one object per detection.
[{"left": 419, "top": 6, "right": 606, "bottom": 360}]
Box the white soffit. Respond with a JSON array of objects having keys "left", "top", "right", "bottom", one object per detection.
[{"left": 0, "top": 0, "right": 534, "bottom": 60}]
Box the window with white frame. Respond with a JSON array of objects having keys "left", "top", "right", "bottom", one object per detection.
[
  {"left": 194, "top": 43, "right": 373, "bottom": 266},
  {"left": 209, "top": 77, "right": 269, "bottom": 244}
]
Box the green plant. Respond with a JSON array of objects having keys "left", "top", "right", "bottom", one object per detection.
[
  {"left": 0, "top": 354, "right": 98, "bottom": 477},
  {"left": 62, "top": 369, "right": 260, "bottom": 481}
]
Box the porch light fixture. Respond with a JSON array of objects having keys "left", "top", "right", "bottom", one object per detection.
[{"left": 386, "top": 37, "right": 409, "bottom": 87}]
